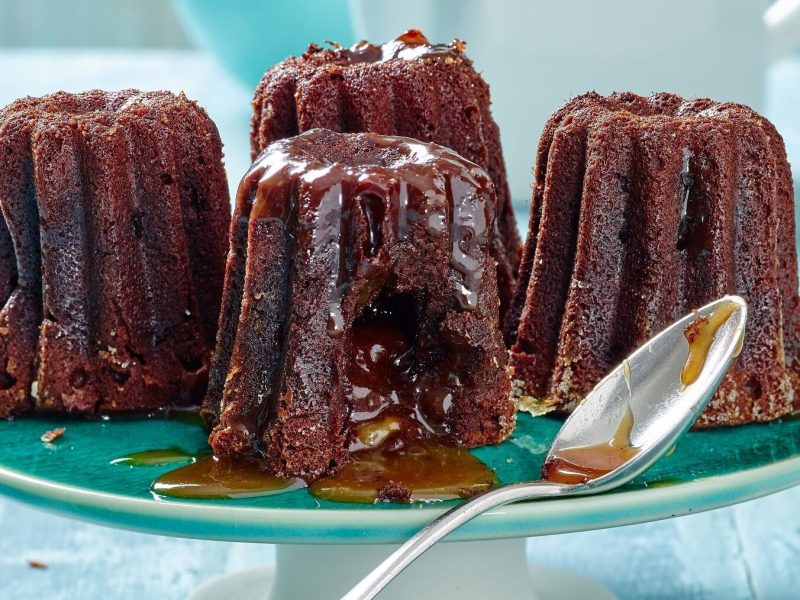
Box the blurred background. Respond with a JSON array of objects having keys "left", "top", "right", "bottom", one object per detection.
[
  {"left": 2, "top": 2, "right": 800, "bottom": 598},
  {"left": 3, "top": 0, "right": 800, "bottom": 210}
]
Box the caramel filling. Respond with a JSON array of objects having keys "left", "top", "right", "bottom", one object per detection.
[{"left": 310, "top": 438, "right": 497, "bottom": 504}]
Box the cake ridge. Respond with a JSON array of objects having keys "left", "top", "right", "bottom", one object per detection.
[{"left": 0, "top": 107, "right": 42, "bottom": 415}]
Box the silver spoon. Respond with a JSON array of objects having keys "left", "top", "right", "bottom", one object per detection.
[{"left": 344, "top": 295, "right": 747, "bottom": 600}]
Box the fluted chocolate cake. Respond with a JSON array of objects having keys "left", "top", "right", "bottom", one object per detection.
[
  {"left": 507, "top": 92, "right": 800, "bottom": 426},
  {"left": 0, "top": 90, "right": 230, "bottom": 416},
  {"left": 203, "top": 129, "right": 514, "bottom": 479}
]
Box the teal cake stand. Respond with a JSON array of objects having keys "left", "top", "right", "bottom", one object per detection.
[{"left": 1, "top": 412, "right": 799, "bottom": 599}]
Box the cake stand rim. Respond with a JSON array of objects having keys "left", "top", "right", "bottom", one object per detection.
[{"left": 1, "top": 450, "right": 798, "bottom": 544}]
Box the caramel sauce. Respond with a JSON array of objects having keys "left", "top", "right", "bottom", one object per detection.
[
  {"left": 309, "top": 300, "right": 497, "bottom": 503},
  {"left": 151, "top": 269, "right": 493, "bottom": 505},
  {"left": 681, "top": 300, "right": 740, "bottom": 388},
  {"left": 151, "top": 456, "right": 303, "bottom": 500},
  {"left": 111, "top": 447, "right": 199, "bottom": 467},
  {"left": 309, "top": 437, "right": 497, "bottom": 504},
  {"left": 542, "top": 408, "right": 638, "bottom": 485}
]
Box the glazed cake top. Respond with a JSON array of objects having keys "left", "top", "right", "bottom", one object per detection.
[{"left": 238, "top": 128, "right": 498, "bottom": 318}]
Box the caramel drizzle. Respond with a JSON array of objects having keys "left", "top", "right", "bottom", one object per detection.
[
  {"left": 152, "top": 455, "right": 303, "bottom": 500},
  {"left": 681, "top": 300, "right": 740, "bottom": 388}
]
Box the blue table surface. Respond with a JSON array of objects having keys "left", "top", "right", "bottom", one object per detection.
[{"left": 1, "top": 49, "right": 800, "bottom": 599}]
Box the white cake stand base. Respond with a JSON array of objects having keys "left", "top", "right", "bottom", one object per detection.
[{"left": 188, "top": 538, "right": 616, "bottom": 600}]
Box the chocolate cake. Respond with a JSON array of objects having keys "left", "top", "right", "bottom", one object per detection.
[
  {"left": 202, "top": 129, "right": 514, "bottom": 479},
  {"left": 250, "top": 30, "right": 521, "bottom": 322},
  {"left": 507, "top": 91, "right": 800, "bottom": 426},
  {"left": 0, "top": 90, "right": 230, "bottom": 416}
]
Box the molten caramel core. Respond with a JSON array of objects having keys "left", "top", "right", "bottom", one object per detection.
[{"left": 308, "top": 296, "right": 497, "bottom": 503}]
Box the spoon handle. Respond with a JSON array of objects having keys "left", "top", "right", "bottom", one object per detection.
[{"left": 342, "top": 480, "right": 572, "bottom": 600}]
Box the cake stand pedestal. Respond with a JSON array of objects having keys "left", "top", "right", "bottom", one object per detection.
[{"left": 188, "top": 538, "right": 615, "bottom": 600}]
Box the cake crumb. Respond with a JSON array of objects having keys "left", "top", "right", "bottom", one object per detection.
[
  {"left": 28, "top": 560, "right": 47, "bottom": 569},
  {"left": 40, "top": 428, "right": 65, "bottom": 443},
  {"left": 377, "top": 480, "right": 412, "bottom": 503}
]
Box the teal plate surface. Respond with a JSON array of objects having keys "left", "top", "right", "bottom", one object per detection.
[{"left": 0, "top": 412, "right": 799, "bottom": 544}]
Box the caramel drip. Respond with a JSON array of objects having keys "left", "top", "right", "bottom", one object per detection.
[
  {"left": 449, "top": 175, "right": 490, "bottom": 310},
  {"left": 622, "top": 359, "right": 632, "bottom": 396},
  {"left": 337, "top": 29, "right": 466, "bottom": 65},
  {"left": 681, "top": 300, "right": 740, "bottom": 388},
  {"left": 542, "top": 407, "right": 638, "bottom": 485}
]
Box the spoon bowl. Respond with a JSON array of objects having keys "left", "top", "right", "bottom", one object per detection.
[
  {"left": 546, "top": 294, "right": 747, "bottom": 492},
  {"left": 344, "top": 295, "right": 747, "bottom": 600}
]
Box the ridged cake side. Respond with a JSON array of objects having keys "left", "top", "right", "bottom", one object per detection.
[
  {"left": 0, "top": 90, "right": 230, "bottom": 416},
  {"left": 203, "top": 129, "right": 514, "bottom": 479},
  {"left": 249, "top": 32, "right": 522, "bottom": 323},
  {"left": 508, "top": 92, "right": 800, "bottom": 427}
]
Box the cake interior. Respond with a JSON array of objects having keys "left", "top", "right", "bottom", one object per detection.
[
  {"left": 314, "top": 285, "right": 498, "bottom": 503},
  {"left": 346, "top": 287, "right": 461, "bottom": 450}
]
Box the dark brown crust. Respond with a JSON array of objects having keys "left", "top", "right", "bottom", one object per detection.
[
  {"left": 0, "top": 90, "right": 230, "bottom": 416},
  {"left": 250, "top": 40, "right": 521, "bottom": 325},
  {"left": 509, "top": 91, "right": 800, "bottom": 426},
  {"left": 205, "top": 129, "right": 514, "bottom": 479}
]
